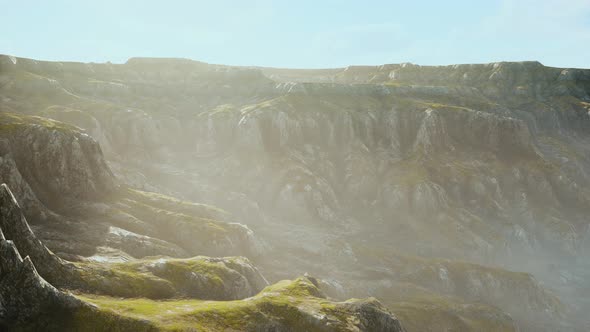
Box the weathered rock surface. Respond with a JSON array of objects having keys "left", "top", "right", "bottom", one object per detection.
[
  {"left": 0, "top": 185, "right": 158, "bottom": 331},
  {"left": 0, "top": 183, "right": 76, "bottom": 285},
  {"left": 0, "top": 113, "right": 115, "bottom": 212},
  {"left": 0, "top": 183, "right": 268, "bottom": 300},
  {"left": 0, "top": 231, "right": 82, "bottom": 328},
  {"left": 0, "top": 183, "right": 403, "bottom": 331},
  {"left": 0, "top": 112, "right": 262, "bottom": 261},
  {"left": 2, "top": 54, "right": 590, "bottom": 330},
  {"left": 346, "top": 248, "right": 565, "bottom": 330},
  {"left": 77, "top": 276, "right": 406, "bottom": 332}
]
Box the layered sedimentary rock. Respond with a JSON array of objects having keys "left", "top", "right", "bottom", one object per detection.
[
  {"left": 2, "top": 54, "right": 590, "bottom": 330},
  {"left": 0, "top": 183, "right": 405, "bottom": 331},
  {"left": 0, "top": 112, "right": 261, "bottom": 260}
]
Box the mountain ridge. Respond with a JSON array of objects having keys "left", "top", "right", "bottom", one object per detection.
[{"left": 1, "top": 54, "right": 589, "bottom": 331}]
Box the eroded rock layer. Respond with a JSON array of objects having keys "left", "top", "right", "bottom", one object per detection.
[{"left": 1, "top": 55, "right": 590, "bottom": 330}]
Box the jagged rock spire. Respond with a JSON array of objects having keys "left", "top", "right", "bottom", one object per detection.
[
  {"left": 0, "top": 184, "right": 73, "bottom": 285},
  {"left": 0, "top": 184, "right": 84, "bottom": 328}
]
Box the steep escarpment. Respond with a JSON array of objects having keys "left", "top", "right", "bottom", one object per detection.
[
  {"left": 54, "top": 91, "right": 587, "bottom": 260},
  {"left": 265, "top": 61, "right": 590, "bottom": 100},
  {"left": 376, "top": 283, "right": 519, "bottom": 332},
  {"left": 0, "top": 226, "right": 159, "bottom": 331},
  {"left": 0, "top": 88, "right": 405, "bottom": 330},
  {"left": 0, "top": 113, "right": 115, "bottom": 213},
  {"left": 344, "top": 246, "right": 565, "bottom": 330},
  {"left": 2, "top": 54, "right": 590, "bottom": 330},
  {"left": 0, "top": 112, "right": 260, "bottom": 260},
  {"left": 0, "top": 183, "right": 404, "bottom": 331},
  {"left": 0, "top": 182, "right": 264, "bottom": 299}
]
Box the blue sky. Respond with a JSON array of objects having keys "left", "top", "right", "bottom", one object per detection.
[{"left": 1, "top": 0, "right": 589, "bottom": 68}]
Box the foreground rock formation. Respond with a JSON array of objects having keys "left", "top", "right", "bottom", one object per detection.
[
  {"left": 0, "top": 183, "right": 404, "bottom": 331},
  {"left": 1, "top": 54, "right": 589, "bottom": 330}
]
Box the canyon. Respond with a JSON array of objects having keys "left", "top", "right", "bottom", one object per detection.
[{"left": 1, "top": 54, "right": 589, "bottom": 331}]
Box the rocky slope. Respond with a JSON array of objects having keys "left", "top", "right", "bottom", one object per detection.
[
  {"left": 0, "top": 174, "right": 403, "bottom": 331},
  {"left": 1, "top": 54, "right": 590, "bottom": 330}
]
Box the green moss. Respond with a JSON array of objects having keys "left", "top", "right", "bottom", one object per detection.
[
  {"left": 261, "top": 278, "right": 323, "bottom": 298},
  {"left": 70, "top": 255, "right": 263, "bottom": 301},
  {"left": 123, "top": 187, "right": 228, "bottom": 220},
  {"left": 125, "top": 258, "right": 230, "bottom": 297},
  {"left": 0, "top": 112, "right": 80, "bottom": 134},
  {"left": 118, "top": 197, "right": 228, "bottom": 238},
  {"left": 72, "top": 277, "right": 357, "bottom": 331},
  {"left": 74, "top": 261, "right": 176, "bottom": 299},
  {"left": 10, "top": 304, "right": 161, "bottom": 332},
  {"left": 65, "top": 305, "right": 160, "bottom": 332}
]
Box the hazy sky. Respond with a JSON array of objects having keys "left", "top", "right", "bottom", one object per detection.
[{"left": 1, "top": 0, "right": 589, "bottom": 68}]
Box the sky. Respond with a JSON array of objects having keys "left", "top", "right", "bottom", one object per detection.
[{"left": 1, "top": 0, "right": 589, "bottom": 68}]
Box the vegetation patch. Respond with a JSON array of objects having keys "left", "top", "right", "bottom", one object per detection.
[
  {"left": 0, "top": 112, "right": 80, "bottom": 134},
  {"left": 73, "top": 277, "right": 364, "bottom": 331}
]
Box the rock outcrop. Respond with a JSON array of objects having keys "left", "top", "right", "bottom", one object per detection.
[
  {"left": 0, "top": 229, "right": 81, "bottom": 328},
  {"left": 3, "top": 54, "right": 590, "bottom": 330},
  {"left": 0, "top": 112, "right": 262, "bottom": 260},
  {"left": 0, "top": 183, "right": 267, "bottom": 300},
  {"left": 0, "top": 113, "right": 115, "bottom": 212},
  {"left": 0, "top": 184, "right": 158, "bottom": 331},
  {"left": 0, "top": 183, "right": 404, "bottom": 331},
  {"left": 0, "top": 183, "right": 76, "bottom": 284}
]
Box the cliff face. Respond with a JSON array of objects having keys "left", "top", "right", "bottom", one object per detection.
[
  {"left": 1, "top": 54, "right": 590, "bottom": 330},
  {"left": 19, "top": 64, "right": 586, "bottom": 260},
  {"left": 264, "top": 61, "right": 590, "bottom": 101},
  {"left": 0, "top": 184, "right": 405, "bottom": 331},
  {"left": 0, "top": 113, "right": 115, "bottom": 211},
  {"left": 0, "top": 111, "right": 260, "bottom": 262}
]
